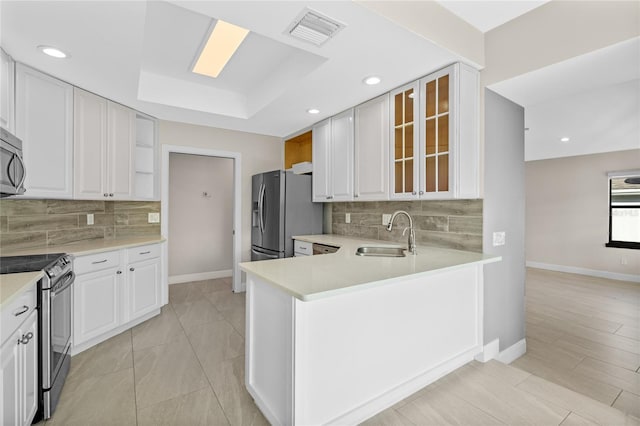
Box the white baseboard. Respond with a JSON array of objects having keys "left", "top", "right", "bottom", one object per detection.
[
  {"left": 526, "top": 261, "right": 640, "bottom": 283},
  {"left": 496, "top": 338, "right": 527, "bottom": 364},
  {"left": 475, "top": 339, "right": 500, "bottom": 363},
  {"left": 169, "top": 270, "right": 232, "bottom": 285}
]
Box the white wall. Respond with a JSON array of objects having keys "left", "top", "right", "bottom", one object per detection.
[
  {"left": 526, "top": 149, "right": 640, "bottom": 280},
  {"left": 160, "top": 120, "right": 282, "bottom": 263},
  {"left": 168, "top": 153, "right": 233, "bottom": 277}
]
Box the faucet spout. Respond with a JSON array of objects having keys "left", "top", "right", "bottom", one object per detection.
[{"left": 386, "top": 210, "right": 417, "bottom": 255}]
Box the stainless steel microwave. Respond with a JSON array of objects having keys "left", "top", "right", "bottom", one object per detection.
[{"left": 0, "top": 127, "right": 26, "bottom": 197}]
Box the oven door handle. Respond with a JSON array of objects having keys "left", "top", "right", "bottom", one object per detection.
[{"left": 51, "top": 271, "right": 75, "bottom": 298}]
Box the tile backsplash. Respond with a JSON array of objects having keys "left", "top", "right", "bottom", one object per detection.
[
  {"left": 331, "top": 200, "right": 483, "bottom": 252},
  {"left": 0, "top": 199, "right": 160, "bottom": 251}
]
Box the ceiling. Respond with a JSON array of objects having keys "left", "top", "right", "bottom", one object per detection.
[
  {"left": 0, "top": 0, "right": 463, "bottom": 138},
  {"left": 490, "top": 37, "right": 640, "bottom": 161}
]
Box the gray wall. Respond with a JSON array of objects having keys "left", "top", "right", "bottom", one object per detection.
[
  {"left": 168, "top": 153, "right": 233, "bottom": 277},
  {"left": 483, "top": 89, "right": 526, "bottom": 352}
]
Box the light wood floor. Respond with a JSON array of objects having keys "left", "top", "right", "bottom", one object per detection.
[
  {"left": 513, "top": 268, "right": 640, "bottom": 418},
  {"left": 42, "top": 272, "right": 640, "bottom": 425}
]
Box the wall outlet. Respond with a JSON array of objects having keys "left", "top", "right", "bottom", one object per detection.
[
  {"left": 148, "top": 212, "right": 160, "bottom": 223},
  {"left": 493, "top": 231, "right": 506, "bottom": 246},
  {"left": 86, "top": 213, "right": 94, "bottom": 226},
  {"left": 382, "top": 214, "right": 391, "bottom": 226},
  {"left": 345, "top": 213, "right": 351, "bottom": 224}
]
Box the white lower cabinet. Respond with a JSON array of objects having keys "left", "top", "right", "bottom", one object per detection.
[
  {"left": 73, "top": 243, "right": 163, "bottom": 352},
  {"left": 74, "top": 265, "right": 122, "bottom": 346},
  {"left": 1, "top": 310, "right": 38, "bottom": 426},
  {"left": 126, "top": 253, "right": 161, "bottom": 320}
]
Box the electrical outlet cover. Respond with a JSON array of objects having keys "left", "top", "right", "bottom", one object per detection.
[
  {"left": 148, "top": 212, "right": 160, "bottom": 223},
  {"left": 493, "top": 231, "right": 506, "bottom": 246},
  {"left": 86, "top": 213, "right": 94, "bottom": 225},
  {"left": 382, "top": 214, "right": 391, "bottom": 225},
  {"left": 345, "top": 213, "right": 351, "bottom": 224}
]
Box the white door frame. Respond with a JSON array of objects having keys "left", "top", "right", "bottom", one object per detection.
[{"left": 161, "top": 145, "right": 243, "bottom": 293}]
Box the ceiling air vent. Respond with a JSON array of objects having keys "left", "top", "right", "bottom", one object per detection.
[{"left": 287, "top": 9, "right": 345, "bottom": 46}]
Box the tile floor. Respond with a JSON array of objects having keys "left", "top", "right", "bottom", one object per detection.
[
  {"left": 514, "top": 268, "right": 640, "bottom": 417},
  {"left": 43, "top": 273, "right": 640, "bottom": 425},
  {"left": 43, "top": 277, "right": 268, "bottom": 426}
]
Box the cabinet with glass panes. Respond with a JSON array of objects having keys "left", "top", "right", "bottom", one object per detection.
[{"left": 390, "top": 63, "right": 479, "bottom": 200}]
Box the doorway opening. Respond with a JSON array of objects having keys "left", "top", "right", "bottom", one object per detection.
[{"left": 161, "top": 145, "right": 242, "bottom": 293}]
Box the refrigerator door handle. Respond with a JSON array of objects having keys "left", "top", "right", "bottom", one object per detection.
[
  {"left": 257, "top": 183, "right": 264, "bottom": 233},
  {"left": 259, "top": 183, "right": 266, "bottom": 233}
]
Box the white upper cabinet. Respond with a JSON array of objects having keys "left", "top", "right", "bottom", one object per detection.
[
  {"left": 107, "top": 101, "right": 135, "bottom": 198},
  {"left": 15, "top": 64, "right": 73, "bottom": 198},
  {"left": 354, "top": 94, "right": 390, "bottom": 201},
  {"left": 312, "top": 109, "right": 354, "bottom": 202},
  {"left": 312, "top": 118, "right": 331, "bottom": 201},
  {"left": 74, "top": 87, "right": 134, "bottom": 200},
  {"left": 390, "top": 63, "right": 479, "bottom": 200},
  {"left": 0, "top": 49, "right": 15, "bottom": 133}
]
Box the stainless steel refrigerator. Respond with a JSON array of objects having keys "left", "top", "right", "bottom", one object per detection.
[{"left": 251, "top": 170, "right": 323, "bottom": 260}]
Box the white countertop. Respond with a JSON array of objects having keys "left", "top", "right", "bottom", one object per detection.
[
  {"left": 1, "top": 236, "right": 165, "bottom": 257},
  {"left": 0, "top": 271, "right": 43, "bottom": 308},
  {"left": 239, "top": 235, "right": 501, "bottom": 301}
]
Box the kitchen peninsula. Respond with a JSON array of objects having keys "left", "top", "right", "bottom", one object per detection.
[{"left": 239, "top": 235, "right": 500, "bottom": 425}]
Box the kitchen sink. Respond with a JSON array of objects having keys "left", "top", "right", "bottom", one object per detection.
[{"left": 355, "top": 246, "right": 406, "bottom": 257}]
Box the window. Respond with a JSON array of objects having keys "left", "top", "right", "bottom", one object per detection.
[{"left": 606, "top": 171, "right": 640, "bottom": 249}]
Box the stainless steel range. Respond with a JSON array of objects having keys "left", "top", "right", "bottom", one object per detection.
[{"left": 0, "top": 253, "right": 74, "bottom": 420}]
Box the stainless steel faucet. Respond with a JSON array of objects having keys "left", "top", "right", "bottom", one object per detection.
[{"left": 386, "top": 210, "right": 417, "bottom": 255}]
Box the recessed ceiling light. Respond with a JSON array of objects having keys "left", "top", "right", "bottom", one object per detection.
[
  {"left": 192, "top": 19, "right": 249, "bottom": 79},
  {"left": 363, "top": 76, "right": 381, "bottom": 85},
  {"left": 307, "top": 108, "right": 320, "bottom": 114},
  {"left": 560, "top": 137, "right": 570, "bottom": 142},
  {"left": 38, "top": 45, "right": 67, "bottom": 58}
]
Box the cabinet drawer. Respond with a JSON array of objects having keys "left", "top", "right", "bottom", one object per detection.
[
  {"left": 293, "top": 240, "right": 312, "bottom": 256},
  {"left": 75, "top": 250, "right": 121, "bottom": 275},
  {"left": 1, "top": 282, "right": 37, "bottom": 346},
  {"left": 127, "top": 244, "right": 160, "bottom": 263}
]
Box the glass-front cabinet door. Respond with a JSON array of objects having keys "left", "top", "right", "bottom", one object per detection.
[
  {"left": 390, "top": 66, "right": 457, "bottom": 200},
  {"left": 419, "top": 66, "right": 455, "bottom": 198},
  {"left": 390, "top": 82, "right": 419, "bottom": 199}
]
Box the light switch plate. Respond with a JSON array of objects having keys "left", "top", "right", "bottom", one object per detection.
[
  {"left": 345, "top": 213, "right": 351, "bottom": 224},
  {"left": 493, "top": 231, "right": 506, "bottom": 246},
  {"left": 148, "top": 212, "right": 160, "bottom": 223},
  {"left": 86, "top": 213, "right": 94, "bottom": 226},
  {"left": 382, "top": 214, "right": 391, "bottom": 226}
]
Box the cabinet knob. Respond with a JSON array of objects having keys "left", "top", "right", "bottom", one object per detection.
[
  {"left": 109, "top": 193, "right": 114, "bottom": 197},
  {"left": 412, "top": 191, "right": 417, "bottom": 195},
  {"left": 104, "top": 193, "right": 108, "bottom": 197},
  {"left": 419, "top": 191, "right": 424, "bottom": 195},
  {"left": 354, "top": 194, "right": 359, "bottom": 198},
  {"left": 129, "top": 267, "right": 135, "bottom": 272},
  {"left": 18, "top": 332, "right": 33, "bottom": 345},
  {"left": 326, "top": 196, "right": 333, "bottom": 200},
  {"left": 116, "top": 270, "right": 122, "bottom": 275}
]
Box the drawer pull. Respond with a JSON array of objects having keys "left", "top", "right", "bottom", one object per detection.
[
  {"left": 13, "top": 305, "right": 29, "bottom": 316},
  {"left": 130, "top": 267, "right": 135, "bottom": 272},
  {"left": 139, "top": 251, "right": 151, "bottom": 255},
  {"left": 92, "top": 259, "right": 108, "bottom": 264}
]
